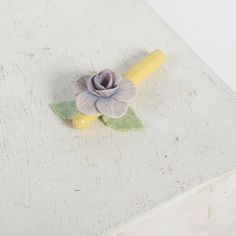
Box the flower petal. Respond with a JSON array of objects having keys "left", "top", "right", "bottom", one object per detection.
[
  {"left": 96, "top": 97, "right": 128, "bottom": 118},
  {"left": 95, "top": 86, "right": 118, "bottom": 97},
  {"left": 113, "top": 72, "right": 122, "bottom": 86},
  {"left": 113, "top": 79, "right": 136, "bottom": 102},
  {"left": 76, "top": 91, "right": 100, "bottom": 115},
  {"left": 73, "top": 76, "right": 89, "bottom": 97},
  {"left": 87, "top": 75, "right": 101, "bottom": 97},
  {"left": 93, "top": 75, "right": 105, "bottom": 90}
]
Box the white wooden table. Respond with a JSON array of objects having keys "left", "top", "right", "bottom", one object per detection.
[{"left": 0, "top": 0, "right": 236, "bottom": 235}]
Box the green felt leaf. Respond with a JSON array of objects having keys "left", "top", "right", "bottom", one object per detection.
[
  {"left": 101, "top": 107, "right": 144, "bottom": 131},
  {"left": 49, "top": 101, "right": 78, "bottom": 120}
]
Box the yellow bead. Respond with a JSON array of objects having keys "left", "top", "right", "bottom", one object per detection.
[{"left": 72, "top": 112, "right": 100, "bottom": 129}]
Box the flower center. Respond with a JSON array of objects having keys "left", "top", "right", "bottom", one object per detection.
[
  {"left": 94, "top": 72, "right": 114, "bottom": 90},
  {"left": 101, "top": 76, "right": 110, "bottom": 88}
]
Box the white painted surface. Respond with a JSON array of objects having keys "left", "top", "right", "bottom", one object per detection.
[
  {"left": 0, "top": 0, "right": 236, "bottom": 235},
  {"left": 146, "top": 0, "right": 236, "bottom": 91},
  {"left": 106, "top": 171, "right": 236, "bottom": 236}
]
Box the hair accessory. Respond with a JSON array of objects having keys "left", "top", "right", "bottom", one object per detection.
[{"left": 50, "top": 49, "right": 166, "bottom": 131}]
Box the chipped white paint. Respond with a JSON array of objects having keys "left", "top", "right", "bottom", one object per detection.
[{"left": 0, "top": 0, "right": 236, "bottom": 235}]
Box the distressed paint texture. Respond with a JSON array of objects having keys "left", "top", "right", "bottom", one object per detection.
[
  {"left": 0, "top": 0, "right": 236, "bottom": 235},
  {"left": 105, "top": 171, "right": 236, "bottom": 236}
]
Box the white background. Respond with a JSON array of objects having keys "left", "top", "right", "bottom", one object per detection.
[{"left": 147, "top": 0, "right": 236, "bottom": 92}]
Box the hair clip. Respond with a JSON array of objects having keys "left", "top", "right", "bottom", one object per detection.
[{"left": 50, "top": 49, "right": 166, "bottom": 131}]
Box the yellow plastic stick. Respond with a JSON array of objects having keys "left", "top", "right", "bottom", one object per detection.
[
  {"left": 73, "top": 49, "right": 166, "bottom": 129},
  {"left": 123, "top": 49, "right": 166, "bottom": 85}
]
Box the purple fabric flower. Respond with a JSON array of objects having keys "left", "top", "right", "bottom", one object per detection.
[{"left": 73, "top": 69, "right": 136, "bottom": 118}]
